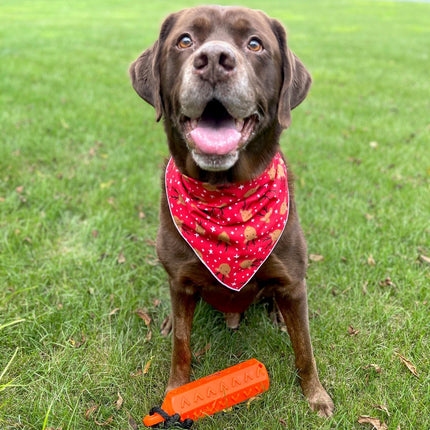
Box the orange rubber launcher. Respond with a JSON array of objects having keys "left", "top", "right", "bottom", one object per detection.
[{"left": 143, "top": 359, "right": 269, "bottom": 427}]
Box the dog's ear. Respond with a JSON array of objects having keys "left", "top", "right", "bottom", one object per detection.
[
  {"left": 129, "top": 41, "right": 162, "bottom": 121},
  {"left": 129, "top": 14, "right": 177, "bottom": 122},
  {"left": 271, "top": 19, "right": 312, "bottom": 129}
]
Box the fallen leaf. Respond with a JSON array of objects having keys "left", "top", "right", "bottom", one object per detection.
[
  {"left": 379, "top": 277, "right": 395, "bottom": 287},
  {"left": 117, "top": 251, "right": 126, "bottom": 264},
  {"left": 94, "top": 416, "right": 113, "bottom": 426},
  {"left": 127, "top": 412, "right": 139, "bottom": 430},
  {"left": 60, "top": 119, "right": 70, "bottom": 129},
  {"left": 348, "top": 157, "right": 362, "bottom": 165},
  {"left": 348, "top": 325, "right": 360, "bottom": 336},
  {"left": 367, "top": 255, "right": 376, "bottom": 266},
  {"left": 92, "top": 230, "right": 99, "bottom": 238},
  {"left": 153, "top": 299, "right": 161, "bottom": 307},
  {"left": 69, "top": 332, "right": 86, "bottom": 348},
  {"left": 143, "top": 358, "right": 152, "bottom": 375},
  {"left": 246, "top": 396, "right": 262, "bottom": 410},
  {"left": 372, "top": 404, "right": 390, "bottom": 415},
  {"left": 139, "top": 211, "right": 146, "bottom": 219},
  {"left": 279, "top": 418, "right": 288, "bottom": 427},
  {"left": 363, "top": 364, "right": 382, "bottom": 374},
  {"left": 365, "top": 213, "right": 374, "bottom": 220},
  {"left": 397, "top": 353, "right": 419, "bottom": 377},
  {"left": 109, "top": 308, "right": 120, "bottom": 319},
  {"left": 115, "top": 392, "right": 123, "bottom": 410},
  {"left": 362, "top": 281, "right": 368, "bottom": 295},
  {"left": 419, "top": 254, "right": 430, "bottom": 264},
  {"left": 100, "top": 180, "right": 114, "bottom": 189},
  {"left": 136, "top": 309, "right": 151, "bottom": 326},
  {"left": 358, "top": 416, "right": 387, "bottom": 430},
  {"left": 369, "top": 141, "right": 379, "bottom": 149},
  {"left": 16, "top": 186, "right": 24, "bottom": 194},
  {"left": 130, "top": 369, "right": 143, "bottom": 378},
  {"left": 145, "top": 238, "right": 157, "bottom": 247},
  {"left": 309, "top": 254, "right": 324, "bottom": 262},
  {"left": 85, "top": 404, "right": 99, "bottom": 420}
]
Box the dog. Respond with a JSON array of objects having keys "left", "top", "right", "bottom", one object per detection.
[{"left": 130, "top": 5, "right": 334, "bottom": 417}]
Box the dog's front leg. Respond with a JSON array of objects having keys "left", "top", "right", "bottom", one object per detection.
[
  {"left": 275, "top": 280, "right": 334, "bottom": 417},
  {"left": 166, "top": 280, "right": 197, "bottom": 392}
]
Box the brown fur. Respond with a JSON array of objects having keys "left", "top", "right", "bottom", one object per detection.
[{"left": 130, "top": 5, "right": 334, "bottom": 417}]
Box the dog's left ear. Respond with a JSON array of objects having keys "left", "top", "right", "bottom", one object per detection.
[{"left": 271, "top": 19, "right": 312, "bottom": 129}]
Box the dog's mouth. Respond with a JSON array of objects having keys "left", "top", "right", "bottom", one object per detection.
[{"left": 182, "top": 100, "right": 258, "bottom": 169}]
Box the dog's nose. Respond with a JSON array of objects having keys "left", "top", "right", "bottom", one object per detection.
[{"left": 193, "top": 43, "right": 236, "bottom": 84}]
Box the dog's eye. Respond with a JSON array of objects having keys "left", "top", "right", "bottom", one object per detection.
[
  {"left": 177, "top": 35, "right": 193, "bottom": 49},
  {"left": 247, "top": 38, "right": 263, "bottom": 52}
]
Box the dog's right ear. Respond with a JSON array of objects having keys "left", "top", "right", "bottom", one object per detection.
[
  {"left": 129, "top": 14, "right": 177, "bottom": 122},
  {"left": 129, "top": 41, "right": 163, "bottom": 121}
]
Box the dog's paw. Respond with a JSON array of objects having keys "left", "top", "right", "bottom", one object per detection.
[
  {"left": 224, "top": 312, "right": 241, "bottom": 330},
  {"left": 307, "top": 388, "right": 334, "bottom": 417}
]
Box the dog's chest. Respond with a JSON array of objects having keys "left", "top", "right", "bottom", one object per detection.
[{"left": 165, "top": 153, "right": 290, "bottom": 291}]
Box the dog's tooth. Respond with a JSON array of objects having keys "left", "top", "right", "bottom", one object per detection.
[
  {"left": 190, "top": 119, "right": 198, "bottom": 129},
  {"left": 235, "top": 119, "right": 244, "bottom": 132}
]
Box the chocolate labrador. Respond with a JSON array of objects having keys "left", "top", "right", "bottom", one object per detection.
[{"left": 130, "top": 5, "right": 334, "bottom": 417}]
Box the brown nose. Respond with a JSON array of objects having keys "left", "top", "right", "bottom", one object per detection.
[{"left": 193, "top": 43, "right": 236, "bottom": 84}]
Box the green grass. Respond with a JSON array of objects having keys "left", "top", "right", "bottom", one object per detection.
[{"left": 1, "top": 0, "right": 429, "bottom": 428}]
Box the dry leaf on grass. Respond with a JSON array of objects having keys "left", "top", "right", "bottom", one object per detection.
[
  {"left": 85, "top": 404, "right": 99, "bottom": 420},
  {"left": 246, "top": 396, "right": 262, "bottom": 410},
  {"left": 127, "top": 411, "right": 139, "bottom": 430},
  {"left": 348, "top": 325, "right": 360, "bottom": 336},
  {"left": 397, "top": 353, "right": 419, "bottom": 377},
  {"left": 143, "top": 358, "right": 152, "bottom": 375},
  {"left": 117, "top": 251, "right": 126, "bottom": 264},
  {"left": 108, "top": 308, "right": 120, "bottom": 323},
  {"left": 136, "top": 309, "right": 151, "bottom": 326},
  {"left": 309, "top": 254, "right": 324, "bottom": 262},
  {"left": 94, "top": 416, "right": 113, "bottom": 426},
  {"left": 372, "top": 404, "right": 390, "bottom": 415},
  {"left": 69, "top": 332, "right": 86, "bottom": 348},
  {"left": 130, "top": 368, "right": 143, "bottom": 378},
  {"left": 419, "top": 254, "right": 430, "bottom": 264},
  {"left": 367, "top": 255, "right": 376, "bottom": 266},
  {"left": 115, "top": 391, "right": 124, "bottom": 410},
  {"left": 136, "top": 308, "right": 152, "bottom": 341},
  {"left": 379, "top": 277, "right": 395, "bottom": 287},
  {"left": 358, "top": 416, "right": 387, "bottom": 430},
  {"left": 363, "top": 364, "right": 382, "bottom": 374}
]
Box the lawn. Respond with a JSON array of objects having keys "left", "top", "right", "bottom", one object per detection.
[{"left": 1, "top": 0, "right": 429, "bottom": 428}]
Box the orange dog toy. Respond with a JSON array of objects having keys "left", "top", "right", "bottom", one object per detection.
[{"left": 143, "top": 359, "right": 269, "bottom": 427}]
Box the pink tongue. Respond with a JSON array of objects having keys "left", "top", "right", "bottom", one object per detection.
[{"left": 190, "top": 125, "right": 241, "bottom": 155}]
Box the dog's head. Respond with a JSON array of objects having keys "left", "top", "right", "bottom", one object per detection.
[{"left": 130, "top": 6, "right": 311, "bottom": 176}]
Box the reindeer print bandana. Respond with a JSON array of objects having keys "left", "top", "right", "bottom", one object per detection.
[{"left": 165, "top": 153, "right": 289, "bottom": 291}]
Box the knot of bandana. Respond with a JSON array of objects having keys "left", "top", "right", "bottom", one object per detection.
[{"left": 165, "top": 153, "right": 289, "bottom": 291}]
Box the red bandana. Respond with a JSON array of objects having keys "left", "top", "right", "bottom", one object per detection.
[{"left": 165, "top": 153, "right": 289, "bottom": 291}]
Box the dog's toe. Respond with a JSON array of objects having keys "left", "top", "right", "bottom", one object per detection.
[{"left": 308, "top": 388, "right": 334, "bottom": 417}]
